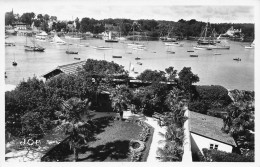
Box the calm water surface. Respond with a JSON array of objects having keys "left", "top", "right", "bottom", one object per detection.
[{"left": 5, "top": 36, "right": 254, "bottom": 90}]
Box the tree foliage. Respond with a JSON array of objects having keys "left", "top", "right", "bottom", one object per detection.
[
  {"left": 20, "top": 12, "right": 35, "bottom": 25},
  {"left": 136, "top": 69, "right": 166, "bottom": 82},
  {"left": 202, "top": 148, "right": 254, "bottom": 162},
  {"left": 54, "top": 97, "right": 93, "bottom": 161},
  {"left": 178, "top": 67, "right": 199, "bottom": 92}
]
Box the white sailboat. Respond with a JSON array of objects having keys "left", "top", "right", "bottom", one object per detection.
[
  {"left": 245, "top": 40, "right": 255, "bottom": 49},
  {"left": 66, "top": 35, "right": 79, "bottom": 54},
  {"left": 50, "top": 35, "right": 66, "bottom": 45},
  {"left": 105, "top": 31, "right": 119, "bottom": 43}
]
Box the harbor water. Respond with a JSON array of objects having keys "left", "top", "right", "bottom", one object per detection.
[{"left": 5, "top": 36, "right": 254, "bottom": 90}]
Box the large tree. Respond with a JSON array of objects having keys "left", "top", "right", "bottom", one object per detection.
[
  {"left": 20, "top": 12, "right": 35, "bottom": 25},
  {"left": 54, "top": 97, "right": 93, "bottom": 161},
  {"left": 137, "top": 69, "right": 167, "bottom": 82},
  {"left": 5, "top": 11, "right": 15, "bottom": 25},
  {"left": 178, "top": 67, "right": 199, "bottom": 93}
]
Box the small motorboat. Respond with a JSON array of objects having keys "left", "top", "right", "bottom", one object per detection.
[
  {"left": 95, "top": 46, "right": 112, "bottom": 50},
  {"left": 5, "top": 42, "right": 15, "bottom": 46},
  {"left": 214, "top": 53, "right": 221, "bottom": 55},
  {"left": 12, "top": 61, "right": 17, "bottom": 66},
  {"left": 167, "top": 51, "right": 175, "bottom": 54},
  {"left": 74, "top": 57, "right": 81, "bottom": 60},
  {"left": 112, "top": 55, "right": 122, "bottom": 58},
  {"left": 190, "top": 55, "right": 198, "bottom": 57},
  {"left": 66, "top": 51, "right": 78, "bottom": 54},
  {"left": 233, "top": 58, "right": 241, "bottom": 61},
  {"left": 245, "top": 46, "right": 254, "bottom": 49},
  {"left": 135, "top": 57, "right": 141, "bottom": 60},
  {"left": 137, "top": 62, "right": 142, "bottom": 65},
  {"left": 187, "top": 50, "right": 194, "bottom": 52}
]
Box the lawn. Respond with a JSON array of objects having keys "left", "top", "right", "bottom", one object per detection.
[{"left": 41, "top": 112, "right": 154, "bottom": 162}]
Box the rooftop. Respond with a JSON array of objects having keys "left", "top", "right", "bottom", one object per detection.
[
  {"left": 189, "top": 111, "right": 237, "bottom": 147},
  {"left": 42, "top": 61, "right": 86, "bottom": 79}
]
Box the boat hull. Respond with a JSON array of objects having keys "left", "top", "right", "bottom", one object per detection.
[
  {"left": 24, "top": 45, "right": 45, "bottom": 52},
  {"left": 66, "top": 51, "right": 78, "bottom": 54},
  {"left": 105, "top": 39, "right": 119, "bottom": 43},
  {"left": 194, "top": 45, "right": 230, "bottom": 50}
]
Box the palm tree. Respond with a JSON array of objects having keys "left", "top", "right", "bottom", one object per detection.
[
  {"left": 54, "top": 97, "right": 92, "bottom": 161},
  {"left": 157, "top": 124, "right": 184, "bottom": 162}
]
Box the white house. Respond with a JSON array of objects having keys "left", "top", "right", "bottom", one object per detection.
[{"left": 188, "top": 111, "right": 237, "bottom": 160}]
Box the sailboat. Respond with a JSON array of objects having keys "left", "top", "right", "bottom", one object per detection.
[
  {"left": 105, "top": 31, "right": 119, "bottom": 43},
  {"left": 50, "top": 35, "right": 67, "bottom": 45},
  {"left": 12, "top": 54, "right": 17, "bottom": 66},
  {"left": 24, "top": 34, "right": 45, "bottom": 52},
  {"left": 66, "top": 39, "right": 79, "bottom": 54},
  {"left": 65, "top": 21, "right": 82, "bottom": 40},
  {"left": 197, "top": 22, "right": 216, "bottom": 45},
  {"left": 160, "top": 27, "right": 177, "bottom": 42},
  {"left": 245, "top": 40, "right": 255, "bottom": 49},
  {"left": 127, "top": 21, "right": 145, "bottom": 48}
]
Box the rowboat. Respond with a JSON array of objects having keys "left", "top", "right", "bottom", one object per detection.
[
  {"left": 190, "top": 55, "right": 198, "bottom": 57},
  {"left": 112, "top": 55, "right": 122, "bottom": 58}
]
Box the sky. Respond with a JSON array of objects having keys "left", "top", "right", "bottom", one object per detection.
[{"left": 1, "top": 0, "right": 258, "bottom": 23}]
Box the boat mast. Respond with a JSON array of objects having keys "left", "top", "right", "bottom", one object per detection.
[
  {"left": 204, "top": 22, "right": 208, "bottom": 40},
  {"left": 133, "top": 22, "right": 135, "bottom": 44}
]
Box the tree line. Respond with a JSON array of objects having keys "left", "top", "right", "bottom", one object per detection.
[{"left": 5, "top": 11, "right": 254, "bottom": 40}]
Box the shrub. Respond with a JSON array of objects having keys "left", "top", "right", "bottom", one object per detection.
[
  {"left": 193, "top": 85, "right": 232, "bottom": 106},
  {"left": 202, "top": 148, "right": 254, "bottom": 162}
]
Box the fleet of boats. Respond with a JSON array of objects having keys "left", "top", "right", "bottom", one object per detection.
[{"left": 5, "top": 25, "right": 255, "bottom": 68}]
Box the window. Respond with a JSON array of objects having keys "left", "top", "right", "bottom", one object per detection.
[
  {"left": 209, "top": 144, "right": 219, "bottom": 150},
  {"left": 210, "top": 144, "right": 214, "bottom": 149}
]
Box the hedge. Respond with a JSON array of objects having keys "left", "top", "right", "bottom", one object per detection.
[{"left": 202, "top": 148, "right": 254, "bottom": 162}]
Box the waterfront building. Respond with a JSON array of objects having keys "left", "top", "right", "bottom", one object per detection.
[{"left": 188, "top": 111, "right": 237, "bottom": 157}]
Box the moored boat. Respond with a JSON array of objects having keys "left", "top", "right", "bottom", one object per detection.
[
  {"left": 194, "top": 45, "right": 230, "bottom": 50},
  {"left": 135, "top": 57, "right": 141, "bottom": 60},
  {"left": 167, "top": 50, "right": 175, "bottom": 54},
  {"left": 112, "top": 55, "right": 122, "bottom": 58},
  {"left": 24, "top": 35, "right": 45, "bottom": 52},
  {"left": 233, "top": 58, "right": 241, "bottom": 61},
  {"left": 74, "top": 57, "right": 81, "bottom": 60},
  {"left": 94, "top": 46, "right": 112, "bottom": 50},
  {"left": 190, "top": 55, "right": 198, "bottom": 57},
  {"left": 245, "top": 40, "right": 255, "bottom": 49},
  {"left": 5, "top": 42, "right": 15, "bottom": 46},
  {"left": 50, "top": 35, "right": 66, "bottom": 45},
  {"left": 66, "top": 51, "right": 78, "bottom": 54},
  {"left": 105, "top": 31, "right": 119, "bottom": 43}
]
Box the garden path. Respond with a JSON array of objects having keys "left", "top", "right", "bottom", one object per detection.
[{"left": 123, "top": 110, "right": 166, "bottom": 162}]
